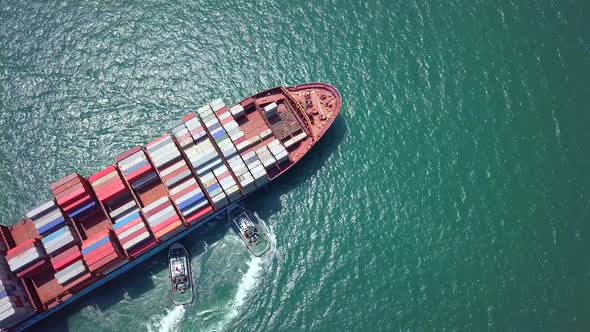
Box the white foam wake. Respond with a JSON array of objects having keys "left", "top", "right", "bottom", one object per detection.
[
  {"left": 147, "top": 305, "right": 186, "bottom": 332},
  {"left": 211, "top": 257, "right": 263, "bottom": 331}
]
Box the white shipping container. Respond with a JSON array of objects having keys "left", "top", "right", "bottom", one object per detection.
[
  {"left": 169, "top": 178, "right": 198, "bottom": 196},
  {"left": 197, "top": 105, "right": 210, "bottom": 115},
  {"left": 26, "top": 200, "right": 56, "bottom": 219},
  {"left": 110, "top": 200, "right": 137, "bottom": 219}
]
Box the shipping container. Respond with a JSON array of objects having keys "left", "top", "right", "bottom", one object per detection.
[{"left": 50, "top": 174, "right": 111, "bottom": 239}]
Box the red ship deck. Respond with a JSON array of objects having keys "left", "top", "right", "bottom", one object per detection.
[{"left": 0, "top": 82, "right": 341, "bottom": 329}]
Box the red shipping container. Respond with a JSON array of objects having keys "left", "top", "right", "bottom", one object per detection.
[
  {"left": 161, "top": 165, "right": 190, "bottom": 183},
  {"left": 56, "top": 186, "right": 86, "bottom": 206},
  {"left": 143, "top": 201, "right": 170, "bottom": 218},
  {"left": 150, "top": 216, "right": 180, "bottom": 234},
  {"left": 89, "top": 252, "right": 121, "bottom": 272},
  {"left": 53, "top": 179, "right": 82, "bottom": 196},
  {"left": 92, "top": 176, "right": 122, "bottom": 193},
  {"left": 120, "top": 227, "right": 148, "bottom": 245},
  {"left": 171, "top": 183, "right": 200, "bottom": 201},
  {"left": 115, "top": 146, "right": 142, "bottom": 162},
  {"left": 96, "top": 183, "right": 126, "bottom": 202},
  {"left": 50, "top": 173, "right": 81, "bottom": 191},
  {"left": 146, "top": 135, "right": 170, "bottom": 148},
  {"left": 88, "top": 165, "right": 116, "bottom": 183},
  {"left": 182, "top": 113, "right": 195, "bottom": 122},
  {"left": 186, "top": 206, "right": 214, "bottom": 224},
  {"left": 175, "top": 131, "right": 192, "bottom": 144},
  {"left": 15, "top": 259, "right": 47, "bottom": 279},
  {"left": 82, "top": 229, "right": 111, "bottom": 248},
  {"left": 61, "top": 194, "right": 92, "bottom": 212},
  {"left": 63, "top": 272, "right": 93, "bottom": 293},
  {"left": 6, "top": 238, "right": 38, "bottom": 259},
  {"left": 221, "top": 116, "right": 233, "bottom": 126},
  {"left": 154, "top": 220, "right": 183, "bottom": 239},
  {"left": 114, "top": 218, "right": 143, "bottom": 236},
  {"left": 126, "top": 164, "right": 154, "bottom": 182},
  {"left": 50, "top": 246, "right": 82, "bottom": 271},
  {"left": 83, "top": 242, "right": 116, "bottom": 264}
]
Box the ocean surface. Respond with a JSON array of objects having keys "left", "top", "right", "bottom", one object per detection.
[{"left": 1, "top": 0, "right": 589, "bottom": 331}]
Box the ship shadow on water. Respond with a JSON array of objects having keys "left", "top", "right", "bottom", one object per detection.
[
  {"left": 30, "top": 223, "right": 230, "bottom": 332},
  {"left": 29, "top": 117, "right": 346, "bottom": 332},
  {"left": 245, "top": 116, "right": 347, "bottom": 221}
]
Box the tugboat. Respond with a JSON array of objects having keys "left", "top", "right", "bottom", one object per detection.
[
  {"left": 229, "top": 205, "right": 271, "bottom": 257},
  {"left": 168, "top": 243, "right": 194, "bottom": 305}
]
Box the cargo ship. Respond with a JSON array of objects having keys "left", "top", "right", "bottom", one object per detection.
[{"left": 0, "top": 83, "right": 341, "bottom": 331}]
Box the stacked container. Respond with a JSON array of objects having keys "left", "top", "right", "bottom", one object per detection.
[
  {"left": 147, "top": 133, "right": 213, "bottom": 224},
  {"left": 213, "top": 103, "right": 258, "bottom": 194},
  {"left": 142, "top": 197, "right": 184, "bottom": 241},
  {"left": 0, "top": 256, "right": 33, "bottom": 329},
  {"left": 229, "top": 104, "right": 245, "bottom": 118},
  {"left": 203, "top": 100, "right": 243, "bottom": 202},
  {"left": 263, "top": 102, "right": 278, "bottom": 118},
  {"left": 241, "top": 151, "right": 269, "bottom": 187},
  {"left": 89, "top": 166, "right": 157, "bottom": 257},
  {"left": 226, "top": 155, "right": 256, "bottom": 194},
  {"left": 207, "top": 99, "right": 238, "bottom": 158},
  {"left": 254, "top": 145, "right": 277, "bottom": 170},
  {"left": 284, "top": 131, "right": 308, "bottom": 149},
  {"left": 112, "top": 209, "right": 152, "bottom": 256},
  {"left": 51, "top": 174, "right": 97, "bottom": 220},
  {"left": 177, "top": 112, "right": 228, "bottom": 209},
  {"left": 266, "top": 139, "right": 290, "bottom": 165},
  {"left": 26, "top": 200, "right": 66, "bottom": 237},
  {"left": 53, "top": 259, "right": 88, "bottom": 286},
  {"left": 40, "top": 225, "right": 78, "bottom": 257},
  {"left": 88, "top": 165, "right": 127, "bottom": 203},
  {"left": 81, "top": 230, "right": 126, "bottom": 275},
  {"left": 117, "top": 148, "right": 159, "bottom": 191},
  {"left": 49, "top": 245, "right": 82, "bottom": 272},
  {"left": 5, "top": 239, "right": 47, "bottom": 278}
]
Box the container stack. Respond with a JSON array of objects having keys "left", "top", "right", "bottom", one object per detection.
[
  {"left": 117, "top": 149, "right": 159, "bottom": 192},
  {"left": 226, "top": 154, "right": 256, "bottom": 194},
  {"left": 149, "top": 132, "right": 213, "bottom": 225},
  {"left": 142, "top": 197, "right": 185, "bottom": 241},
  {"left": 241, "top": 151, "right": 269, "bottom": 187},
  {"left": 40, "top": 225, "right": 79, "bottom": 257},
  {"left": 229, "top": 104, "right": 245, "bottom": 118},
  {"left": 112, "top": 209, "right": 153, "bottom": 257},
  {"left": 53, "top": 259, "right": 88, "bottom": 286},
  {"left": 206, "top": 99, "right": 238, "bottom": 158},
  {"left": 49, "top": 245, "right": 82, "bottom": 272},
  {"left": 0, "top": 256, "right": 34, "bottom": 329},
  {"left": 254, "top": 145, "right": 277, "bottom": 170},
  {"left": 284, "top": 131, "right": 308, "bottom": 149},
  {"left": 178, "top": 112, "right": 228, "bottom": 210},
  {"left": 223, "top": 104, "right": 249, "bottom": 153},
  {"left": 263, "top": 102, "right": 278, "bottom": 118},
  {"left": 199, "top": 101, "right": 243, "bottom": 204},
  {"left": 88, "top": 165, "right": 127, "bottom": 204},
  {"left": 211, "top": 165, "right": 242, "bottom": 202},
  {"left": 266, "top": 139, "right": 290, "bottom": 164},
  {"left": 184, "top": 112, "right": 223, "bottom": 175},
  {"left": 26, "top": 200, "right": 66, "bottom": 237},
  {"left": 89, "top": 165, "right": 156, "bottom": 257},
  {"left": 5, "top": 239, "right": 47, "bottom": 278},
  {"left": 81, "top": 230, "right": 126, "bottom": 275},
  {"left": 51, "top": 174, "right": 98, "bottom": 221}
]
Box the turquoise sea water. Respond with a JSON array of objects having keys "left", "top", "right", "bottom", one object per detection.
[{"left": 1, "top": 0, "right": 589, "bottom": 331}]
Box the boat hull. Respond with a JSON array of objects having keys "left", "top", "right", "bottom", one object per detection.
[{"left": 4, "top": 82, "right": 341, "bottom": 331}]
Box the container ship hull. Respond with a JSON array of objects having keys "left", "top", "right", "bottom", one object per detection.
[{"left": 0, "top": 83, "right": 341, "bottom": 331}]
